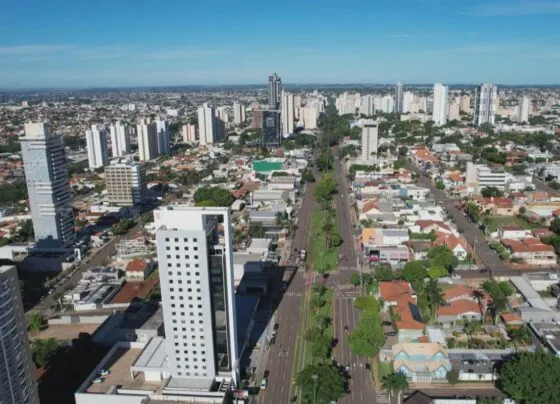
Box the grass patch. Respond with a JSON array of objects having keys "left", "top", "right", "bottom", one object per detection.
[
  {"left": 486, "top": 215, "right": 541, "bottom": 234},
  {"left": 309, "top": 210, "right": 339, "bottom": 273},
  {"left": 377, "top": 360, "right": 393, "bottom": 380},
  {"left": 303, "top": 288, "right": 334, "bottom": 366}
]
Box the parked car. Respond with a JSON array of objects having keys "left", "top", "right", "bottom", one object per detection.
[
  {"left": 98, "top": 369, "right": 110, "bottom": 376},
  {"left": 260, "top": 378, "right": 268, "bottom": 390},
  {"left": 92, "top": 377, "right": 104, "bottom": 384}
]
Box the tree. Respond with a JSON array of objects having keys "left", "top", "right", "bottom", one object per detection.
[
  {"left": 425, "top": 279, "right": 445, "bottom": 314},
  {"left": 498, "top": 281, "right": 514, "bottom": 297},
  {"left": 349, "top": 311, "right": 384, "bottom": 357},
  {"left": 310, "top": 334, "right": 332, "bottom": 359},
  {"left": 17, "top": 219, "right": 35, "bottom": 241},
  {"left": 550, "top": 217, "right": 560, "bottom": 235},
  {"left": 498, "top": 351, "right": 560, "bottom": 403},
  {"left": 314, "top": 174, "right": 337, "bottom": 208},
  {"left": 111, "top": 218, "right": 134, "bottom": 236},
  {"left": 381, "top": 371, "right": 409, "bottom": 404},
  {"left": 402, "top": 261, "right": 427, "bottom": 283},
  {"left": 375, "top": 263, "right": 394, "bottom": 281},
  {"left": 310, "top": 294, "right": 326, "bottom": 311},
  {"left": 297, "top": 363, "right": 345, "bottom": 404},
  {"left": 31, "top": 338, "right": 60, "bottom": 367},
  {"left": 193, "top": 186, "right": 234, "bottom": 206},
  {"left": 446, "top": 368, "right": 460, "bottom": 385},
  {"left": 350, "top": 272, "right": 361, "bottom": 287},
  {"left": 435, "top": 180, "right": 445, "bottom": 190},
  {"left": 427, "top": 265, "right": 448, "bottom": 279},
  {"left": 28, "top": 313, "right": 45, "bottom": 332},
  {"left": 427, "top": 245, "right": 458, "bottom": 270},
  {"left": 249, "top": 222, "right": 265, "bottom": 238},
  {"left": 480, "top": 186, "right": 504, "bottom": 198},
  {"left": 354, "top": 296, "right": 380, "bottom": 313}
]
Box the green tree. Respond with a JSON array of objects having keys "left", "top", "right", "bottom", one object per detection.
[
  {"left": 498, "top": 351, "right": 560, "bottom": 403},
  {"left": 31, "top": 338, "right": 60, "bottom": 367},
  {"left": 550, "top": 217, "right": 560, "bottom": 235},
  {"left": 314, "top": 174, "right": 337, "bottom": 208},
  {"left": 17, "top": 219, "right": 35, "bottom": 241},
  {"left": 310, "top": 334, "right": 332, "bottom": 359},
  {"left": 374, "top": 263, "right": 394, "bottom": 281},
  {"left": 28, "top": 313, "right": 45, "bottom": 332},
  {"left": 427, "top": 265, "right": 448, "bottom": 279},
  {"left": 498, "top": 281, "right": 514, "bottom": 297},
  {"left": 402, "top": 261, "right": 427, "bottom": 283},
  {"left": 111, "top": 218, "right": 134, "bottom": 236},
  {"left": 249, "top": 222, "right": 265, "bottom": 238},
  {"left": 297, "top": 363, "right": 345, "bottom": 404},
  {"left": 349, "top": 311, "right": 384, "bottom": 357},
  {"left": 425, "top": 279, "right": 445, "bottom": 314},
  {"left": 480, "top": 186, "right": 504, "bottom": 198},
  {"left": 381, "top": 371, "right": 409, "bottom": 404},
  {"left": 353, "top": 296, "right": 380, "bottom": 313},
  {"left": 435, "top": 180, "right": 445, "bottom": 190},
  {"left": 193, "top": 186, "right": 234, "bottom": 206},
  {"left": 446, "top": 368, "right": 460, "bottom": 385},
  {"left": 350, "top": 272, "right": 361, "bottom": 287},
  {"left": 427, "top": 245, "right": 458, "bottom": 270}
]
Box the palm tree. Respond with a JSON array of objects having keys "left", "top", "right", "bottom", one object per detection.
[
  {"left": 425, "top": 279, "right": 445, "bottom": 316},
  {"left": 381, "top": 371, "right": 409, "bottom": 404},
  {"left": 322, "top": 219, "right": 335, "bottom": 250}
]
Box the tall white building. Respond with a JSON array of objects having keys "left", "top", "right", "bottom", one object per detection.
[
  {"left": 381, "top": 95, "right": 394, "bottom": 114},
  {"left": 233, "top": 102, "right": 246, "bottom": 124},
  {"left": 109, "top": 121, "right": 130, "bottom": 157},
  {"left": 473, "top": 83, "right": 498, "bottom": 126},
  {"left": 361, "top": 120, "right": 378, "bottom": 161},
  {"left": 197, "top": 103, "right": 217, "bottom": 145},
  {"left": 137, "top": 118, "right": 158, "bottom": 161},
  {"left": 85, "top": 124, "right": 109, "bottom": 169},
  {"left": 432, "top": 83, "right": 449, "bottom": 126},
  {"left": 459, "top": 95, "right": 471, "bottom": 113},
  {"left": 518, "top": 95, "right": 531, "bottom": 123},
  {"left": 182, "top": 124, "right": 196, "bottom": 143},
  {"left": 359, "top": 95, "right": 375, "bottom": 116},
  {"left": 402, "top": 91, "right": 415, "bottom": 113},
  {"left": 154, "top": 117, "right": 171, "bottom": 155},
  {"left": 281, "top": 91, "right": 295, "bottom": 135},
  {"left": 154, "top": 206, "right": 238, "bottom": 384},
  {"left": 300, "top": 106, "right": 318, "bottom": 129},
  {"left": 21, "top": 122, "right": 74, "bottom": 247},
  {"left": 0, "top": 265, "right": 40, "bottom": 404},
  {"left": 395, "top": 81, "right": 404, "bottom": 113}
]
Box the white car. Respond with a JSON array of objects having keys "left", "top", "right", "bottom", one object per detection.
[
  {"left": 92, "top": 377, "right": 104, "bottom": 384},
  {"left": 98, "top": 369, "right": 110, "bottom": 376},
  {"left": 260, "top": 378, "right": 268, "bottom": 390}
]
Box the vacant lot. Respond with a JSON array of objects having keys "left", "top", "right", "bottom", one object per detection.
[{"left": 486, "top": 216, "right": 540, "bottom": 234}]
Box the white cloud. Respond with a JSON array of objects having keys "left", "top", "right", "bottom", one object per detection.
[{"left": 469, "top": 1, "right": 560, "bottom": 16}]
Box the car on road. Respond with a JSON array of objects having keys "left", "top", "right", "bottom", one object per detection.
[
  {"left": 98, "top": 369, "right": 110, "bottom": 376},
  {"left": 273, "top": 323, "right": 279, "bottom": 331},
  {"left": 260, "top": 378, "right": 268, "bottom": 390},
  {"left": 344, "top": 326, "right": 348, "bottom": 332},
  {"left": 92, "top": 377, "right": 104, "bottom": 384},
  {"left": 300, "top": 249, "right": 307, "bottom": 261},
  {"left": 269, "top": 335, "right": 276, "bottom": 345},
  {"left": 263, "top": 370, "right": 270, "bottom": 378}
]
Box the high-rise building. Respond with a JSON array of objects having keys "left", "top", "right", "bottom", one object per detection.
[
  {"left": 361, "top": 120, "right": 378, "bottom": 161},
  {"left": 182, "top": 124, "right": 196, "bottom": 143},
  {"left": 381, "top": 95, "right": 394, "bottom": 114},
  {"left": 402, "top": 91, "right": 415, "bottom": 113},
  {"left": 518, "top": 95, "right": 531, "bottom": 123},
  {"left": 268, "top": 73, "right": 282, "bottom": 110},
  {"left": 432, "top": 83, "right": 449, "bottom": 126},
  {"left": 0, "top": 265, "right": 40, "bottom": 404},
  {"left": 473, "top": 83, "right": 498, "bottom": 126},
  {"left": 448, "top": 102, "right": 460, "bottom": 121},
  {"left": 281, "top": 91, "right": 294, "bottom": 135},
  {"left": 395, "top": 81, "right": 404, "bottom": 113},
  {"left": 105, "top": 159, "right": 146, "bottom": 206},
  {"left": 21, "top": 122, "right": 74, "bottom": 247},
  {"left": 300, "top": 106, "right": 318, "bottom": 129},
  {"left": 459, "top": 95, "right": 471, "bottom": 113},
  {"left": 233, "top": 102, "right": 246, "bottom": 124},
  {"left": 197, "top": 103, "right": 217, "bottom": 145},
  {"left": 154, "top": 117, "right": 171, "bottom": 155},
  {"left": 137, "top": 118, "right": 158, "bottom": 161},
  {"left": 109, "top": 121, "right": 130, "bottom": 157},
  {"left": 251, "top": 105, "right": 263, "bottom": 129},
  {"left": 359, "top": 95, "right": 375, "bottom": 116},
  {"left": 154, "top": 206, "right": 238, "bottom": 384},
  {"left": 85, "top": 124, "right": 109, "bottom": 169},
  {"left": 262, "top": 110, "right": 281, "bottom": 147}
]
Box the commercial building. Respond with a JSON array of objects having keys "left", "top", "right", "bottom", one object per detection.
[
  {"left": 21, "top": 122, "right": 74, "bottom": 247},
  {"left": 182, "top": 123, "right": 196, "bottom": 143},
  {"left": 281, "top": 91, "right": 294, "bottom": 135},
  {"left": 109, "top": 121, "right": 130, "bottom": 157},
  {"left": 198, "top": 103, "right": 218, "bottom": 145},
  {"left": 137, "top": 118, "right": 158, "bottom": 161},
  {"left": 105, "top": 159, "right": 147, "bottom": 206},
  {"left": 154, "top": 118, "right": 171, "bottom": 155},
  {"left": 233, "top": 102, "right": 246, "bottom": 124},
  {"left": 395, "top": 81, "right": 404, "bottom": 113},
  {"left": 251, "top": 103, "right": 263, "bottom": 129},
  {"left": 262, "top": 110, "right": 281, "bottom": 147},
  {"left": 432, "top": 83, "right": 448, "bottom": 126},
  {"left": 0, "top": 265, "right": 39, "bottom": 404},
  {"left": 466, "top": 162, "right": 506, "bottom": 192},
  {"left": 361, "top": 120, "right": 378, "bottom": 161},
  {"left": 268, "top": 73, "right": 282, "bottom": 110},
  {"left": 473, "top": 83, "right": 498, "bottom": 126},
  {"left": 86, "top": 124, "right": 109, "bottom": 169},
  {"left": 518, "top": 95, "right": 531, "bottom": 123}
]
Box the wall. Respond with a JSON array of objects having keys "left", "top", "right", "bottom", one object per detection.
[
  {"left": 48, "top": 315, "right": 109, "bottom": 325},
  {"left": 75, "top": 393, "right": 146, "bottom": 404}
]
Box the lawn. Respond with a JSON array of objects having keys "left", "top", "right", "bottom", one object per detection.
[
  {"left": 486, "top": 215, "right": 541, "bottom": 234},
  {"left": 309, "top": 210, "right": 339, "bottom": 273},
  {"left": 303, "top": 288, "right": 334, "bottom": 366},
  {"left": 376, "top": 360, "right": 393, "bottom": 380}
]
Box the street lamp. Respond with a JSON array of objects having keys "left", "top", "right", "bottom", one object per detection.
[{"left": 311, "top": 374, "right": 319, "bottom": 404}]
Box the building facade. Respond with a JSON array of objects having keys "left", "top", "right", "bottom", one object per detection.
[
  {"left": 154, "top": 206, "right": 238, "bottom": 384},
  {"left": 268, "top": 73, "right": 282, "bottom": 110},
  {"left": 21, "top": 122, "right": 74, "bottom": 247},
  {"left": 0, "top": 265, "right": 40, "bottom": 404},
  {"left": 181, "top": 124, "right": 196, "bottom": 143},
  {"left": 233, "top": 102, "right": 246, "bottom": 125},
  {"left": 281, "top": 91, "right": 294, "bottom": 135},
  {"left": 518, "top": 95, "right": 531, "bottom": 123},
  {"left": 137, "top": 118, "right": 158, "bottom": 161},
  {"left": 262, "top": 110, "right": 281, "bottom": 147},
  {"left": 109, "top": 121, "right": 130, "bottom": 157},
  {"left": 105, "top": 159, "right": 146, "bottom": 206},
  {"left": 197, "top": 103, "right": 218, "bottom": 145},
  {"left": 361, "top": 120, "right": 378, "bottom": 161},
  {"left": 432, "top": 83, "right": 448, "bottom": 126},
  {"left": 395, "top": 81, "right": 404, "bottom": 113},
  {"left": 473, "top": 83, "right": 498, "bottom": 126},
  {"left": 85, "top": 124, "right": 109, "bottom": 169},
  {"left": 154, "top": 118, "right": 171, "bottom": 155}
]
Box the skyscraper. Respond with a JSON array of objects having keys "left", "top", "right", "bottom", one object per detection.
[
  {"left": 182, "top": 124, "right": 196, "bottom": 143},
  {"left": 361, "top": 120, "right": 378, "bottom": 161},
  {"left": 432, "top": 83, "right": 449, "bottom": 126},
  {"left": 85, "top": 124, "right": 109, "bottom": 169},
  {"left": 233, "top": 102, "right": 246, "bottom": 124},
  {"left": 281, "top": 91, "right": 294, "bottom": 135},
  {"left": 0, "top": 265, "right": 40, "bottom": 404},
  {"left": 109, "top": 121, "right": 130, "bottom": 157},
  {"left": 402, "top": 91, "right": 415, "bottom": 113},
  {"left": 197, "top": 103, "right": 217, "bottom": 145},
  {"left": 137, "top": 118, "right": 158, "bottom": 161},
  {"left": 105, "top": 159, "right": 146, "bottom": 206},
  {"left": 154, "top": 117, "right": 171, "bottom": 155},
  {"left": 21, "top": 122, "right": 74, "bottom": 247},
  {"left": 268, "top": 73, "right": 282, "bottom": 110},
  {"left": 459, "top": 95, "right": 471, "bottom": 113},
  {"left": 395, "top": 81, "right": 404, "bottom": 113},
  {"left": 518, "top": 95, "right": 531, "bottom": 123},
  {"left": 473, "top": 83, "right": 498, "bottom": 126},
  {"left": 154, "top": 206, "right": 238, "bottom": 384},
  {"left": 359, "top": 95, "right": 375, "bottom": 116},
  {"left": 381, "top": 95, "right": 394, "bottom": 113},
  {"left": 262, "top": 110, "right": 281, "bottom": 147}
]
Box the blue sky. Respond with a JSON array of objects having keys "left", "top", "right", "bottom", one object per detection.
[{"left": 0, "top": 0, "right": 559, "bottom": 88}]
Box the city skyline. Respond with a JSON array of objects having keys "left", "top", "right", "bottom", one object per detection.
[{"left": 1, "top": 0, "right": 560, "bottom": 88}]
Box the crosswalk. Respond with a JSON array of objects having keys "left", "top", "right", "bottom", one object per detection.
[
  {"left": 283, "top": 291, "right": 302, "bottom": 297},
  {"left": 376, "top": 390, "right": 390, "bottom": 403}
]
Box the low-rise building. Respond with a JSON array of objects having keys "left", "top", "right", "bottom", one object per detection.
[
  {"left": 502, "top": 238, "right": 557, "bottom": 266},
  {"left": 392, "top": 343, "right": 451, "bottom": 383},
  {"left": 125, "top": 259, "right": 153, "bottom": 281}
]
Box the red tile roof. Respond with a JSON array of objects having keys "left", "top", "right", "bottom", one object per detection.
[
  {"left": 437, "top": 300, "right": 482, "bottom": 317},
  {"left": 126, "top": 259, "right": 148, "bottom": 273},
  {"left": 442, "top": 285, "right": 475, "bottom": 302}
]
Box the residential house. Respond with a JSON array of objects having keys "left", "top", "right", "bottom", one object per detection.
[
  {"left": 442, "top": 285, "right": 477, "bottom": 303},
  {"left": 408, "top": 240, "right": 432, "bottom": 260},
  {"left": 434, "top": 233, "right": 469, "bottom": 259},
  {"left": 498, "top": 225, "right": 532, "bottom": 240},
  {"left": 125, "top": 259, "right": 153, "bottom": 281},
  {"left": 392, "top": 343, "right": 451, "bottom": 383},
  {"left": 475, "top": 197, "right": 518, "bottom": 216},
  {"left": 501, "top": 313, "right": 524, "bottom": 328},
  {"left": 436, "top": 300, "right": 482, "bottom": 324},
  {"left": 502, "top": 238, "right": 557, "bottom": 266},
  {"left": 379, "top": 281, "right": 424, "bottom": 342},
  {"left": 414, "top": 220, "right": 452, "bottom": 235}
]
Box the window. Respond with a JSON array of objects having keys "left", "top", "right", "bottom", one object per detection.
[
  {"left": 166, "top": 255, "right": 171, "bottom": 259},
  {"left": 193, "top": 238, "right": 198, "bottom": 242},
  {"left": 194, "top": 246, "right": 198, "bottom": 251},
  {"left": 174, "top": 238, "right": 179, "bottom": 242},
  {"left": 166, "top": 246, "right": 170, "bottom": 250},
  {"left": 165, "top": 238, "right": 169, "bottom": 242},
  {"left": 183, "top": 238, "right": 189, "bottom": 242},
  {"left": 175, "top": 246, "right": 179, "bottom": 250}
]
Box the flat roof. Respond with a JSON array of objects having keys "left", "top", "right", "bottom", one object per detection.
[{"left": 133, "top": 336, "right": 168, "bottom": 369}]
